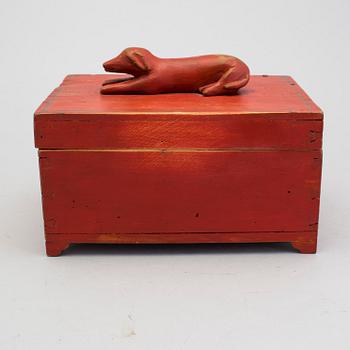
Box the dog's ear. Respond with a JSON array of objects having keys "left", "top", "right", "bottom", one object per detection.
[{"left": 125, "top": 49, "right": 149, "bottom": 71}]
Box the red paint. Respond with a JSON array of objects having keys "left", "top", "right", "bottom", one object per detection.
[
  {"left": 34, "top": 74, "right": 323, "bottom": 256},
  {"left": 35, "top": 115, "right": 322, "bottom": 150},
  {"left": 46, "top": 232, "right": 318, "bottom": 256},
  {"left": 39, "top": 150, "right": 321, "bottom": 234},
  {"left": 35, "top": 75, "right": 321, "bottom": 116},
  {"left": 101, "top": 47, "right": 250, "bottom": 96}
]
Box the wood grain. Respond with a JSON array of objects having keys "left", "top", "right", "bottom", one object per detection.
[
  {"left": 35, "top": 75, "right": 322, "bottom": 116},
  {"left": 35, "top": 74, "right": 323, "bottom": 256},
  {"left": 35, "top": 75, "right": 322, "bottom": 149},
  {"left": 35, "top": 115, "right": 322, "bottom": 150},
  {"left": 39, "top": 150, "right": 321, "bottom": 234}
]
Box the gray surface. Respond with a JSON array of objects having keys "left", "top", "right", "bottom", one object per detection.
[{"left": 0, "top": 0, "right": 349, "bottom": 349}]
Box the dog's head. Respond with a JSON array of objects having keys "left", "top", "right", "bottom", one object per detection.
[{"left": 103, "top": 47, "right": 153, "bottom": 76}]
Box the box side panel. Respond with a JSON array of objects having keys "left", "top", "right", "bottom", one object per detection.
[
  {"left": 39, "top": 150, "right": 322, "bottom": 234},
  {"left": 35, "top": 116, "right": 323, "bottom": 150}
]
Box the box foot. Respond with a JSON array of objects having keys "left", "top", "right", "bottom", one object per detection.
[
  {"left": 45, "top": 241, "right": 70, "bottom": 257},
  {"left": 291, "top": 240, "right": 317, "bottom": 254}
]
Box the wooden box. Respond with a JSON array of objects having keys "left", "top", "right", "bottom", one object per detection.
[{"left": 34, "top": 74, "right": 323, "bottom": 256}]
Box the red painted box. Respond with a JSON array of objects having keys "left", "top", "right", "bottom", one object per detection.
[{"left": 34, "top": 74, "right": 323, "bottom": 256}]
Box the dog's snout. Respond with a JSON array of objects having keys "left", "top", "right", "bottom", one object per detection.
[
  {"left": 103, "top": 58, "right": 116, "bottom": 72},
  {"left": 103, "top": 62, "right": 110, "bottom": 71}
]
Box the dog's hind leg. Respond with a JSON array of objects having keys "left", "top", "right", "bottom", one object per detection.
[
  {"left": 199, "top": 82, "right": 224, "bottom": 96},
  {"left": 199, "top": 67, "right": 249, "bottom": 96}
]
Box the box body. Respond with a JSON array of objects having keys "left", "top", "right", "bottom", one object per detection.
[{"left": 35, "top": 75, "right": 323, "bottom": 256}]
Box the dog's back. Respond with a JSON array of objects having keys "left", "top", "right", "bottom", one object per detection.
[{"left": 154, "top": 55, "right": 249, "bottom": 93}]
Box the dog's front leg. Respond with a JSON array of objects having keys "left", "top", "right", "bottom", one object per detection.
[
  {"left": 102, "top": 76, "right": 134, "bottom": 86},
  {"left": 100, "top": 76, "right": 154, "bottom": 94}
]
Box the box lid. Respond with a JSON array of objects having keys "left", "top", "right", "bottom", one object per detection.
[{"left": 34, "top": 74, "right": 323, "bottom": 150}]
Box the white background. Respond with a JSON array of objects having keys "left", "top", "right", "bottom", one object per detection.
[{"left": 1, "top": 0, "right": 349, "bottom": 349}]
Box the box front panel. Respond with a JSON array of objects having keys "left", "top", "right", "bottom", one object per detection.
[
  {"left": 35, "top": 115, "right": 323, "bottom": 150},
  {"left": 39, "top": 150, "right": 321, "bottom": 235}
]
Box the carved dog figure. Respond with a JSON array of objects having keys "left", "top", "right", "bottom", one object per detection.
[{"left": 101, "top": 47, "right": 250, "bottom": 96}]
